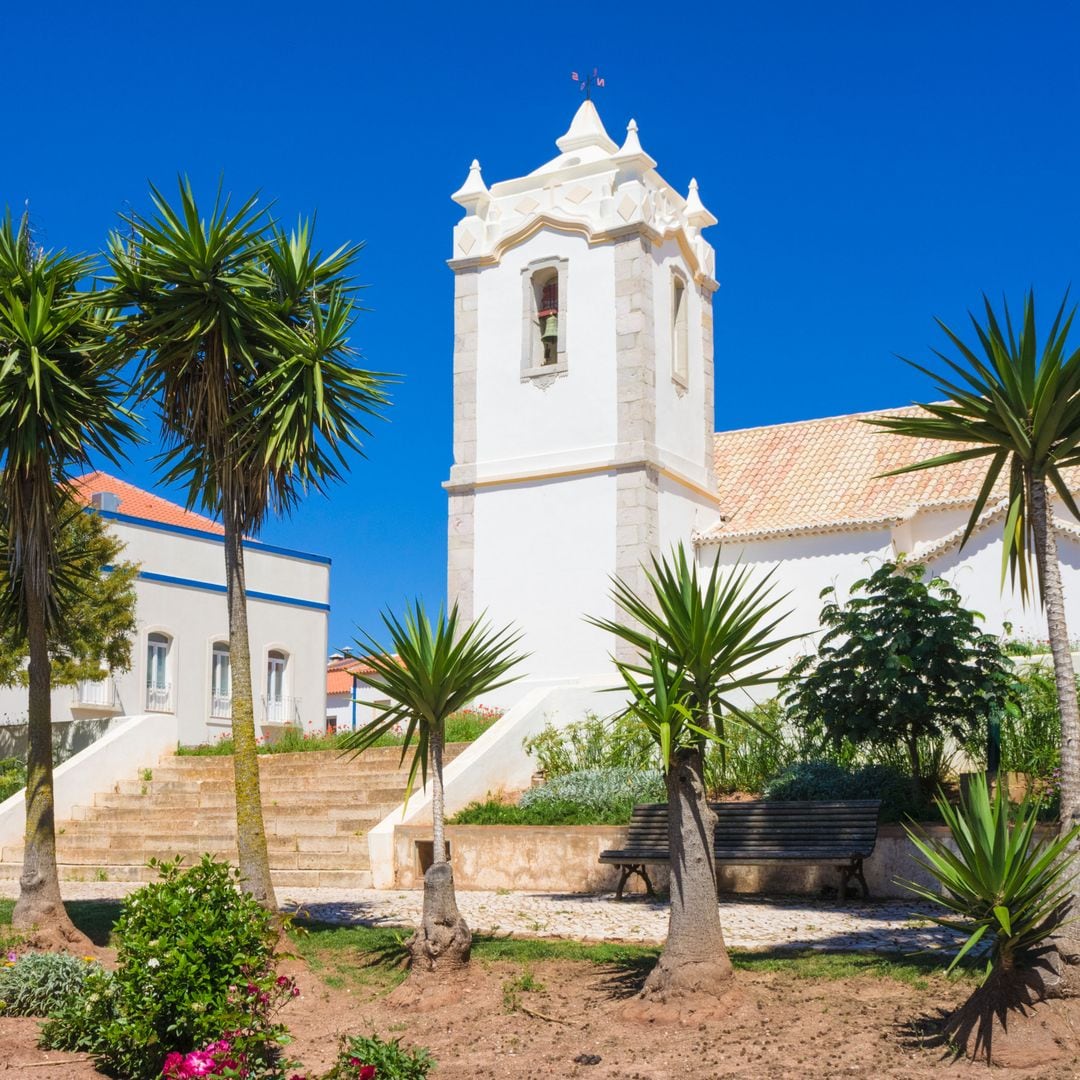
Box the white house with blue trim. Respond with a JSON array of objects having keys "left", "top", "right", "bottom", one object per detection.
[{"left": 0, "top": 471, "right": 331, "bottom": 747}]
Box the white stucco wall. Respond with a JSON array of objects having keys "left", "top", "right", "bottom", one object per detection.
[
  {"left": 474, "top": 229, "right": 617, "bottom": 475},
  {"left": 650, "top": 239, "right": 711, "bottom": 485},
  {"left": 472, "top": 473, "right": 617, "bottom": 698}
]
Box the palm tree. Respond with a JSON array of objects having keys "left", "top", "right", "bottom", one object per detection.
[
  {"left": 341, "top": 602, "right": 525, "bottom": 980},
  {"left": 870, "top": 292, "right": 1080, "bottom": 981},
  {"left": 0, "top": 212, "right": 136, "bottom": 938},
  {"left": 107, "top": 180, "right": 391, "bottom": 908},
  {"left": 588, "top": 544, "right": 794, "bottom": 1009}
]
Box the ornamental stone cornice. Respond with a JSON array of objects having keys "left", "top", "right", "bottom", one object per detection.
[{"left": 447, "top": 106, "right": 718, "bottom": 291}]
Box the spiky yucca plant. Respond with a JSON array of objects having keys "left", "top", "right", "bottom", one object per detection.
[{"left": 901, "top": 775, "right": 1080, "bottom": 1058}]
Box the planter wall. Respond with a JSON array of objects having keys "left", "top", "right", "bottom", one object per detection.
[{"left": 391, "top": 822, "right": 1039, "bottom": 899}]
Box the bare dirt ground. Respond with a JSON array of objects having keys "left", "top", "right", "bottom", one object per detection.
[{"left": 4, "top": 954, "right": 1080, "bottom": 1078}]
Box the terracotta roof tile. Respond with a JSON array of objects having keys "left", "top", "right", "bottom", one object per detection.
[
  {"left": 705, "top": 405, "right": 1080, "bottom": 542},
  {"left": 326, "top": 656, "right": 382, "bottom": 695},
  {"left": 70, "top": 471, "right": 224, "bottom": 534}
]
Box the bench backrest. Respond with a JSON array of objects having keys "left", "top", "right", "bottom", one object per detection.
[{"left": 622, "top": 799, "right": 881, "bottom": 859}]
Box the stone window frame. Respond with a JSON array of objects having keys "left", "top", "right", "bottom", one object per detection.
[
  {"left": 670, "top": 268, "right": 690, "bottom": 391},
  {"left": 521, "top": 256, "right": 569, "bottom": 382}
]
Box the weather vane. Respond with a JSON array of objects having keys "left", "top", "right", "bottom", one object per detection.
[{"left": 570, "top": 68, "right": 605, "bottom": 101}]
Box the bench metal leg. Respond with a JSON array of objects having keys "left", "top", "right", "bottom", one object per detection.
[
  {"left": 615, "top": 864, "right": 655, "bottom": 900},
  {"left": 837, "top": 858, "right": 870, "bottom": 903}
]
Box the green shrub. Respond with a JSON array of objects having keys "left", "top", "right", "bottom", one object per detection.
[
  {"left": 703, "top": 699, "right": 801, "bottom": 796},
  {"left": 451, "top": 796, "right": 638, "bottom": 826},
  {"left": 0, "top": 952, "right": 101, "bottom": 1016},
  {"left": 323, "top": 1032, "right": 434, "bottom": 1079},
  {"left": 0, "top": 758, "right": 25, "bottom": 802},
  {"left": 523, "top": 714, "right": 658, "bottom": 778},
  {"left": 764, "top": 760, "right": 926, "bottom": 822},
  {"left": 520, "top": 766, "right": 664, "bottom": 816},
  {"left": 41, "top": 855, "right": 285, "bottom": 1080}
]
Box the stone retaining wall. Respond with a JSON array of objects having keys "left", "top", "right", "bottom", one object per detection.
[{"left": 392, "top": 822, "right": 992, "bottom": 899}]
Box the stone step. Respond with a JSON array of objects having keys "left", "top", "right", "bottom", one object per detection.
[
  {"left": 72, "top": 804, "right": 394, "bottom": 827},
  {"left": 0, "top": 862, "right": 372, "bottom": 888},
  {"left": 158, "top": 744, "right": 467, "bottom": 769},
  {"left": 111, "top": 777, "right": 410, "bottom": 797},
  {"left": 50, "top": 828, "right": 372, "bottom": 854},
  {"left": 2, "top": 842, "right": 371, "bottom": 871}
]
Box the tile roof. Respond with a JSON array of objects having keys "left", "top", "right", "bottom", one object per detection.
[
  {"left": 70, "top": 471, "right": 224, "bottom": 534},
  {"left": 326, "top": 656, "right": 381, "bottom": 696},
  {"left": 704, "top": 405, "right": 1080, "bottom": 543}
]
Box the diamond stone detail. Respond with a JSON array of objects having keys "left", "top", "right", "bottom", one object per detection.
[
  {"left": 458, "top": 230, "right": 476, "bottom": 254},
  {"left": 514, "top": 196, "right": 539, "bottom": 214},
  {"left": 617, "top": 195, "right": 637, "bottom": 222},
  {"left": 565, "top": 185, "right": 591, "bottom": 205}
]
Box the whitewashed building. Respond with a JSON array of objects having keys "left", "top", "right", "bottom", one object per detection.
[
  {"left": 0, "top": 472, "right": 331, "bottom": 746},
  {"left": 444, "top": 101, "right": 1080, "bottom": 699}
]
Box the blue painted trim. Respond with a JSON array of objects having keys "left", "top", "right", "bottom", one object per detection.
[
  {"left": 118, "top": 568, "right": 330, "bottom": 613},
  {"left": 92, "top": 508, "right": 331, "bottom": 566}
]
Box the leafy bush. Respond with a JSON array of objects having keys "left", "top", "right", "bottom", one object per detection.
[
  {"left": 523, "top": 714, "right": 658, "bottom": 778},
  {"left": 322, "top": 1033, "right": 434, "bottom": 1079},
  {"left": 764, "top": 759, "right": 926, "bottom": 822},
  {"left": 0, "top": 758, "right": 24, "bottom": 802},
  {"left": 0, "top": 951, "right": 101, "bottom": 1016},
  {"left": 784, "top": 562, "right": 1012, "bottom": 786},
  {"left": 42, "top": 855, "right": 287, "bottom": 1080}
]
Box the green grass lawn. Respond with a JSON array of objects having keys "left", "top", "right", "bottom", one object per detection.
[
  {"left": 286, "top": 921, "right": 973, "bottom": 997},
  {"left": 0, "top": 899, "right": 972, "bottom": 998}
]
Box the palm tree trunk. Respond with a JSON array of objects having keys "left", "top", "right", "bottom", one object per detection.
[
  {"left": 632, "top": 746, "right": 734, "bottom": 1011},
  {"left": 223, "top": 511, "right": 277, "bottom": 910},
  {"left": 11, "top": 556, "right": 85, "bottom": 945},
  {"left": 431, "top": 722, "right": 446, "bottom": 864},
  {"left": 408, "top": 719, "right": 471, "bottom": 977},
  {"left": 1029, "top": 476, "right": 1080, "bottom": 981}
]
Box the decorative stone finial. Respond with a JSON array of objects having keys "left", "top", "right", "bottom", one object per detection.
[
  {"left": 555, "top": 100, "right": 618, "bottom": 155},
  {"left": 613, "top": 118, "right": 657, "bottom": 171},
  {"left": 684, "top": 177, "right": 717, "bottom": 228},
  {"left": 451, "top": 159, "right": 490, "bottom": 214}
]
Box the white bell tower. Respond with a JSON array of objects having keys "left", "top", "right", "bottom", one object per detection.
[{"left": 445, "top": 101, "right": 720, "bottom": 692}]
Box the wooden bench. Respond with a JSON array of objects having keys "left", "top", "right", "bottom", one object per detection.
[{"left": 598, "top": 799, "right": 882, "bottom": 901}]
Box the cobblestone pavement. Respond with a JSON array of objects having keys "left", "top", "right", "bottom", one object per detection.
[{"left": 1, "top": 881, "right": 954, "bottom": 952}]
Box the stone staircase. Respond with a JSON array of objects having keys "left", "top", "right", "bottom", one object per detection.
[{"left": 0, "top": 744, "right": 465, "bottom": 888}]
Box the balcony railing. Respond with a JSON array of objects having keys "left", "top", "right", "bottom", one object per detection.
[
  {"left": 146, "top": 684, "right": 173, "bottom": 713},
  {"left": 262, "top": 695, "right": 300, "bottom": 725},
  {"left": 72, "top": 677, "right": 116, "bottom": 709},
  {"left": 210, "top": 693, "right": 232, "bottom": 720}
]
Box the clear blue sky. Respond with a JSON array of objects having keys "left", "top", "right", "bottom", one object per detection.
[{"left": 6, "top": 1, "right": 1079, "bottom": 649}]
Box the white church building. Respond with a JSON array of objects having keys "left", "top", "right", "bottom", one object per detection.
[{"left": 444, "top": 100, "right": 1080, "bottom": 696}]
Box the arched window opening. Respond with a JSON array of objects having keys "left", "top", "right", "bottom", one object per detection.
[
  {"left": 146, "top": 632, "right": 173, "bottom": 712},
  {"left": 672, "top": 275, "right": 689, "bottom": 385},
  {"left": 211, "top": 642, "right": 231, "bottom": 718},
  {"left": 265, "top": 650, "right": 291, "bottom": 723}
]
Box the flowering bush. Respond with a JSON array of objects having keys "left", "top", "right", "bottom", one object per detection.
[
  {"left": 41, "top": 855, "right": 291, "bottom": 1080},
  {"left": 321, "top": 1033, "right": 434, "bottom": 1080},
  {"left": 0, "top": 951, "right": 101, "bottom": 1016}
]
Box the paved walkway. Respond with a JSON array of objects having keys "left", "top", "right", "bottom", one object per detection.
[{"left": 1, "top": 881, "right": 954, "bottom": 953}]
